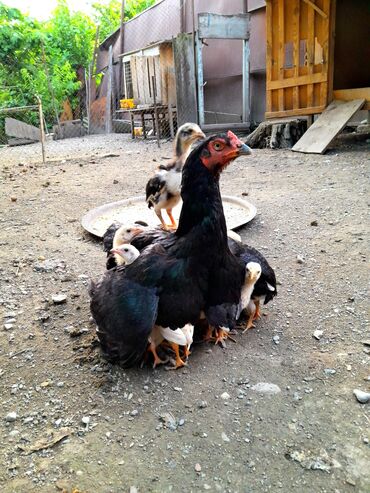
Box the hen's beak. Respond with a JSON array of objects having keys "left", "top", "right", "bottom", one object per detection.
[{"left": 237, "top": 143, "right": 252, "bottom": 155}]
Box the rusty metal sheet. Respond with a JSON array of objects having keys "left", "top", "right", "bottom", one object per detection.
[{"left": 81, "top": 195, "right": 257, "bottom": 238}]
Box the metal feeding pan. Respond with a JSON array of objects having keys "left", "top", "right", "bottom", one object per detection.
[{"left": 81, "top": 195, "right": 257, "bottom": 238}]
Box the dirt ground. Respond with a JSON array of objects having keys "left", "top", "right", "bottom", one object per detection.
[{"left": 0, "top": 133, "right": 369, "bottom": 493}]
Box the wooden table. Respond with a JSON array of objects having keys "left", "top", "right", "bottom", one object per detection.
[{"left": 125, "top": 105, "right": 176, "bottom": 139}]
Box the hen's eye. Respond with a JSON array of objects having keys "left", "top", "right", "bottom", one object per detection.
[
  {"left": 213, "top": 142, "right": 223, "bottom": 151},
  {"left": 127, "top": 229, "right": 131, "bottom": 233}
]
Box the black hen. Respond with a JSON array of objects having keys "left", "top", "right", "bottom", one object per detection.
[{"left": 90, "top": 132, "right": 252, "bottom": 366}]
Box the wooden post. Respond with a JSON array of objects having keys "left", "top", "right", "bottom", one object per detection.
[
  {"left": 106, "top": 45, "right": 113, "bottom": 134},
  {"left": 41, "top": 41, "right": 61, "bottom": 133},
  {"left": 168, "top": 102, "right": 174, "bottom": 138},
  {"left": 36, "top": 96, "right": 46, "bottom": 164},
  {"left": 242, "top": 39, "right": 250, "bottom": 123},
  {"left": 152, "top": 70, "right": 160, "bottom": 148}
]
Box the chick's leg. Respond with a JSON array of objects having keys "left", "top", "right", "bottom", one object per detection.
[
  {"left": 155, "top": 209, "right": 169, "bottom": 230},
  {"left": 243, "top": 312, "right": 256, "bottom": 333},
  {"left": 167, "top": 343, "right": 187, "bottom": 370},
  {"left": 166, "top": 209, "right": 177, "bottom": 230},
  {"left": 148, "top": 342, "right": 168, "bottom": 368},
  {"left": 253, "top": 299, "right": 261, "bottom": 320}
]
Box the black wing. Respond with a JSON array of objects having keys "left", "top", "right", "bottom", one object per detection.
[
  {"left": 145, "top": 174, "right": 165, "bottom": 208},
  {"left": 103, "top": 222, "right": 121, "bottom": 253},
  {"left": 90, "top": 268, "right": 159, "bottom": 367}
]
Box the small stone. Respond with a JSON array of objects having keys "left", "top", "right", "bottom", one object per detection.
[
  {"left": 204, "top": 484, "right": 212, "bottom": 490},
  {"left": 195, "top": 463, "right": 202, "bottom": 473},
  {"left": 353, "top": 389, "right": 370, "bottom": 404},
  {"left": 251, "top": 382, "right": 281, "bottom": 395},
  {"left": 221, "top": 432, "right": 230, "bottom": 442},
  {"left": 40, "top": 381, "right": 51, "bottom": 387},
  {"left": 178, "top": 418, "right": 185, "bottom": 426},
  {"left": 346, "top": 365, "right": 352, "bottom": 371},
  {"left": 273, "top": 335, "right": 280, "bottom": 344},
  {"left": 52, "top": 294, "right": 67, "bottom": 304},
  {"left": 81, "top": 416, "right": 90, "bottom": 425},
  {"left": 4, "top": 323, "right": 13, "bottom": 331},
  {"left": 313, "top": 329, "right": 323, "bottom": 340},
  {"left": 10, "top": 196, "right": 17, "bottom": 202},
  {"left": 5, "top": 412, "right": 17, "bottom": 422},
  {"left": 197, "top": 400, "right": 208, "bottom": 409},
  {"left": 130, "top": 409, "right": 138, "bottom": 417},
  {"left": 296, "top": 254, "right": 305, "bottom": 264},
  {"left": 113, "top": 179, "right": 119, "bottom": 184},
  {"left": 9, "top": 429, "right": 20, "bottom": 437},
  {"left": 220, "top": 392, "right": 230, "bottom": 400},
  {"left": 129, "top": 487, "right": 138, "bottom": 493},
  {"left": 55, "top": 418, "right": 62, "bottom": 427},
  {"left": 324, "top": 368, "right": 336, "bottom": 376},
  {"left": 363, "top": 437, "right": 369, "bottom": 444},
  {"left": 310, "top": 220, "right": 318, "bottom": 226},
  {"left": 173, "top": 387, "right": 182, "bottom": 392}
]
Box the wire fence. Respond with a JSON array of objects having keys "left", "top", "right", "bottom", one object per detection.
[{"left": 0, "top": 0, "right": 250, "bottom": 162}]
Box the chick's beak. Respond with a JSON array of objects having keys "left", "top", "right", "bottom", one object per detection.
[
  {"left": 110, "top": 249, "right": 123, "bottom": 257},
  {"left": 237, "top": 143, "right": 252, "bottom": 155}
]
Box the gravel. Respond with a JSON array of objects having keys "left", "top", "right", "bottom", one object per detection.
[{"left": 0, "top": 134, "right": 369, "bottom": 492}]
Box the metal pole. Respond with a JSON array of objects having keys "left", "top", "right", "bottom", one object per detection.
[
  {"left": 242, "top": 39, "right": 250, "bottom": 123},
  {"left": 118, "top": 1, "right": 126, "bottom": 97},
  {"left": 191, "top": 0, "right": 199, "bottom": 123},
  {"left": 36, "top": 96, "right": 46, "bottom": 164},
  {"left": 106, "top": 46, "right": 113, "bottom": 134}
]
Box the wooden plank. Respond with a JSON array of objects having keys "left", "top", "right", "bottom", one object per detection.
[
  {"left": 302, "top": 0, "right": 328, "bottom": 19},
  {"left": 173, "top": 33, "right": 197, "bottom": 125},
  {"left": 278, "top": 1, "right": 284, "bottom": 112},
  {"left": 320, "top": 0, "right": 330, "bottom": 108},
  {"left": 267, "top": 72, "right": 327, "bottom": 90},
  {"left": 292, "top": 99, "right": 365, "bottom": 154},
  {"left": 266, "top": 105, "right": 326, "bottom": 118},
  {"left": 265, "top": 0, "right": 273, "bottom": 113},
  {"left": 198, "top": 13, "right": 250, "bottom": 39}
]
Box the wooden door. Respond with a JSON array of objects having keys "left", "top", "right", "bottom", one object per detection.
[{"left": 266, "top": 0, "right": 334, "bottom": 119}]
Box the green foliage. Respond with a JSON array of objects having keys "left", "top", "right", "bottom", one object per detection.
[
  {"left": 92, "top": 0, "right": 156, "bottom": 41},
  {"left": 0, "top": 0, "right": 156, "bottom": 132}
]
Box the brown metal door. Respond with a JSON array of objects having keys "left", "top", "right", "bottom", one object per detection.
[{"left": 266, "top": 0, "right": 334, "bottom": 119}]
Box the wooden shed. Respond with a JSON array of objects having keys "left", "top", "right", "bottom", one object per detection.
[
  {"left": 265, "top": 0, "right": 369, "bottom": 119},
  {"left": 120, "top": 41, "right": 176, "bottom": 107}
]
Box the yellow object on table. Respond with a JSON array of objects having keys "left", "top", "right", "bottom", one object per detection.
[{"left": 120, "top": 98, "right": 135, "bottom": 109}]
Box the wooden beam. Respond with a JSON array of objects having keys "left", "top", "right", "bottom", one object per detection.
[
  {"left": 293, "top": 0, "right": 300, "bottom": 109},
  {"left": 265, "top": 105, "right": 326, "bottom": 119},
  {"left": 333, "top": 88, "right": 370, "bottom": 110},
  {"left": 265, "top": 0, "right": 273, "bottom": 113},
  {"left": 302, "top": 0, "right": 328, "bottom": 19},
  {"left": 267, "top": 72, "right": 327, "bottom": 90},
  {"left": 278, "top": 2, "right": 284, "bottom": 111}
]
